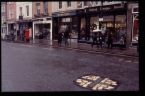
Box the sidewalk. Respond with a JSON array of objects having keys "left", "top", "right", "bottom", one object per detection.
[
  {"left": 3, "top": 39, "right": 138, "bottom": 57},
  {"left": 52, "top": 40, "right": 138, "bottom": 57}
]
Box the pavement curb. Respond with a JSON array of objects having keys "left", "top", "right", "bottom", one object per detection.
[{"left": 2, "top": 40, "right": 138, "bottom": 58}]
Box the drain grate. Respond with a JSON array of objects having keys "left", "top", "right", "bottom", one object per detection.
[{"left": 74, "top": 74, "right": 118, "bottom": 91}]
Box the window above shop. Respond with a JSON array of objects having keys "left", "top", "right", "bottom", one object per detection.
[
  {"left": 77, "top": 1, "right": 83, "bottom": 8},
  {"left": 19, "top": 7, "right": 22, "bottom": 16},
  {"left": 26, "top": 6, "right": 29, "bottom": 16},
  {"left": 132, "top": 7, "right": 138, "bottom": 13},
  {"left": 43, "top": 2, "right": 48, "bottom": 14},
  {"left": 59, "top": 1, "right": 62, "bottom": 9},
  {"left": 36, "top": 3, "right": 40, "bottom": 15},
  {"left": 2, "top": 5, "right": 5, "bottom": 12},
  {"left": 84, "top": 1, "right": 88, "bottom": 6},
  {"left": 67, "top": 1, "right": 71, "bottom": 7}
]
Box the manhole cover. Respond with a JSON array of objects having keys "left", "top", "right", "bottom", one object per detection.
[{"left": 74, "top": 74, "right": 118, "bottom": 91}]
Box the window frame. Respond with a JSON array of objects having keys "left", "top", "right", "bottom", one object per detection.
[
  {"left": 19, "top": 7, "right": 22, "bottom": 16},
  {"left": 43, "top": 2, "right": 48, "bottom": 14},
  {"left": 67, "top": 1, "right": 71, "bottom": 7},
  {"left": 36, "top": 3, "right": 41, "bottom": 15},
  {"left": 59, "top": 1, "right": 62, "bottom": 9},
  {"left": 26, "top": 5, "right": 29, "bottom": 16}
]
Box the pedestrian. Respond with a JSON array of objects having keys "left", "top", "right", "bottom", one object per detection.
[
  {"left": 10, "top": 31, "right": 15, "bottom": 41},
  {"left": 24, "top": 26, "right": 30, "bottom": 43},
  {"left": 58, "top": 31, "right": 63, "bottom": 46},
  {"left": 107, "top": 32, "right": 113, "bottom": 49},
  {"left": 91, "top": 33, "right": 97, "bottom": 48},
  {"left": 99, "top": 32, "right": 103, "bottom": 48},
  {"left": 63, "top": 26, "right": 70, "bottom": 46},
  {"left": 120, "top": 34, "right": 126, "bottom": 49},
  {"left": 81, "top": 27, "right": 85, "bottom": 39}
]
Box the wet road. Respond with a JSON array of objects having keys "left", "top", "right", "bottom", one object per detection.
[{"left": 2, "top": 41, "right": 139, "bottom": 91}]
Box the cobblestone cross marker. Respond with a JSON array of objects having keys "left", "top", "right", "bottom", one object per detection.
[{"left": 75, "top": 75, "right": 118, "bottom": 91}]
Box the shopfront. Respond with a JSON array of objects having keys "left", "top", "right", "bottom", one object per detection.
[
  {"left": 52, "top": 3, "right": 127, "bottom": 45},
  {"left": 78, "top": 3, "right": 127, "bottom": 44},
  {"left": 16, "top": 20, "right": 33, "bottom": 40},
  {"left": 52, "top": 10, "right": 80, "bottom": 43},
  {"left": 32, "top": 18, "right": 52, "bottom": 43}
]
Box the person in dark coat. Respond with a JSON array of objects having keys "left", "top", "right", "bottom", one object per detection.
[
  {"left": 107, "top": 32, "right": 113, "bottom": 49},
  {"left": 63, "top": 27, "right": 70, "bottom": 46},
  {"left": 99, "top": 32, "right": 103, "bottom": 48},
  {"left": 24, "top": 26, "right": 30, "bottom": 42},
  {"left": 58, "top": 32, "right": 63, "bottom": 46},
  {"left": 91, "top": 33, "right": 97, "bottom": 48}
]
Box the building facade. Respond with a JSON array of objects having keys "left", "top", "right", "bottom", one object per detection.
[
  {"left": 6, "top": 2, "right": 17, "bottom": 36},
  {"left": 52, "top": 1, "right": 78, "bottom": 43},
  {"left": 32, "top": 2, "right": 53, "bottom": 43},
  {"left": 16, "top": 2, "right": 33, "bottom": 40},
  {"left": 1, "top": 2, "right": 7, "bottom": 39},
  {"left": 52, "top": 1, "right": 129, "bottom": 46}
]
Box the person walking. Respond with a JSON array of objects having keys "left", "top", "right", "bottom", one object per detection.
[
  {"left": 63, "top": 27, "right": 70, "bottom": 46},
  {"left": 97, "top": 32, "right": 103, "bottom": 48},
  {"left": 58, "top": 31, "right": 63, "bottom": 46},
  {"left": 91, "top": 33, "right": 97, "bottom": 48},
  {"left": 24, "top": 26, "right": 30, "bottom": 43},
  {"left": 107, "top": 32, "right": 113, "bottom": 49}
]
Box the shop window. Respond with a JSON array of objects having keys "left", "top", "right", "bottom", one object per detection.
[
  {"left": 115, "top": 15, "right": 126, "bottom": 42},
  {"left": 79, "top": 18, "right": 86, "bottom": 40},
  {"left": 77, "top": 1, "right": 83, "bottom": 8},
  {"left": 132, "top": 7, "right": 138, "bottom": 14},
  {"left": 132, "top": 14, "right": 139, "bottom": 42}
]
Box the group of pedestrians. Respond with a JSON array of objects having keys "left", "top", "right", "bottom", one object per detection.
[
  {"left": 91, "top": 30, "right": 126, "bottom": 49},
  {"left": 58, "top": 26, "right": 71, "bottom": 46},
  {"left": 91, "top": 31, "right": 111, "bottom": 48},
  {"left": 9, "top": 26, "right": 30, "bottom": 43}
]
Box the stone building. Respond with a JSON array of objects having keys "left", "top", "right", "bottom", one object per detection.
[
  {"left": 32, "top": 2, "right": 53, "bottom": 43},
  {"left": 6, "top": 2, "right": 17, "bottom": 36},
  {"left": 16, "top": 2, "right": 33, "bottom": 40}
]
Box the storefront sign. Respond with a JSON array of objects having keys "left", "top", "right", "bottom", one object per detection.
[{"left": 88, "top": 7, "right": 98, "bottom": 12}]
